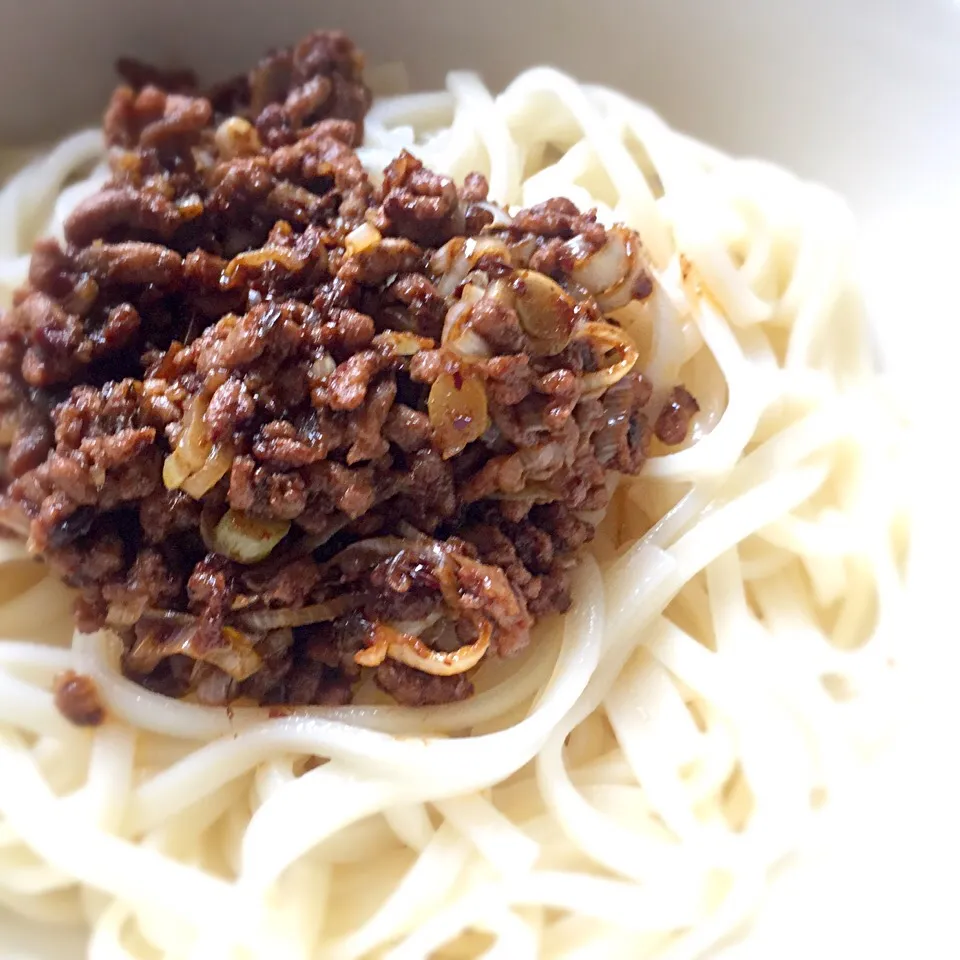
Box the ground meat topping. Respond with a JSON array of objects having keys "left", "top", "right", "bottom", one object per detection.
[
  {"left": 0, "top": 30, "right": 697, "bottom": 708},
  {"left": 654, "top": 385, "right": 700, "bottom": 446},
  {"left": 53, "top": 670, "right": 106, "bottom": 727}
]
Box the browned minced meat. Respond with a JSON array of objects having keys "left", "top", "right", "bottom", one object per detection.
[
  {"left": 0, "top": 30, "right": 697, "bottom": 708},
  {"left": 655, "top": 386, "right": 700, "bottom": 446},
  {"left": 53, "top": 670, "right": 106, "bottom": 726}
]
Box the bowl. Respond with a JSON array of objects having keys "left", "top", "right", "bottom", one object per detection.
[{"left": 0, "top": 1, "right": 956, "bottom": 956}]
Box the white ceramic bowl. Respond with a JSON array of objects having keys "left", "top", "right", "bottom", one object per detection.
[{"left": 0, "top": 2, "right": 957, "bottom": 957}]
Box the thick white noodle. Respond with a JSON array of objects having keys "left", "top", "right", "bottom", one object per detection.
[{"left": 0, "top": 66, "right": 908, "bottom": 960}]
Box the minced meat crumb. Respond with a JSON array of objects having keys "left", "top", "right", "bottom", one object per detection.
[
  {"left": 0, "top": 29, "right": 697, "bottom": 708},
  {"left": 53, "top": 670, "right": 106, "bottom": 726}
]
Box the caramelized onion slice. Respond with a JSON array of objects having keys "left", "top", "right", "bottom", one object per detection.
[
  {"left": 441, "top": 296, "right": 492, "bottom": 360},
  {"left": 441, "top": 283, "right": 487, "bottom": 353},
  {"left": 233, "top": 597, "right": 357, "bottom": 632},
  {"left": 344, "top": 222, "right": 382, "bottom": 256},
  {"left": 126, "top": 624, "right": 261, "bottom": 682},
  {"left": 575, "top": 322, "right": 640, "bottom": 395},
  {"left": 355, "top": 619, "right": 492, "bottom": 676},
  {"left": 323, "top": 536, "right": 451, "bottom": 574},
  {"left": 322, "top": 536, "right": 463, "bottom": 615},
  {"left": 210, "top": 510, "right": 291, "bottom": 564},
  {"left": 428, "top": 371, "right": 489, "bottom": 458},
  {"left": 569, "top": 226, "right": 631, "bottom": 293},
  {"left": 487, "top": 486, "right": 560, "bottom": 505},
  {"left": 472, "top": 200, "right": 514, "bottom": 229},
  {"left": 214, "top": 627, "right": 264, "bottom": 680},
  {"left": 375, "top": 330, "right": 435, "bottom": 356},
  {"left": 221, "top": 247, "right": 307, "bottom": 284}
]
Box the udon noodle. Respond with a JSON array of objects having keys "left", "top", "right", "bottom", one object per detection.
[{"left": 0, "top": 67, "right": 909, "bottom": 959}]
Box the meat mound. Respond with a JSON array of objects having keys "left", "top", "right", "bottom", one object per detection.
[{"left": 0, "top": 30, "right": 697, "bottom": 708}]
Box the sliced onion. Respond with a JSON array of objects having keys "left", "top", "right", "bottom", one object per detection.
[
  {"left": 441, "top": 300, "right": 492, "bottom": 359},
  {"left": 441, "top": 299, "right": 470, "bottom": 345},
  {"left": 376, "top": 330, "right": 435, "bottom": 356},
  {"left": 323, "top": 537, "right": 460, "bottom": 609},
  {"left": 452, "top": 329, "right": 493, "bottom": 359},
  {"left": 354, "top": 619, "right": 491, "bottom": 676},
  {"left": 575, "top": 322, "right": 640, "bottom": 396},
  {"left": 432, "top": 239, "right": 471, "bottom": 297},
  {"left": 472, "top": 236, "right": 511, "bottom": 258},
  {"left": 594, "top": 254, "right": 652, "bottom": 312},
  {"left": 518, "top": 441, "right": 567, "bottom": 478},
  {"left": 211, "top": 627, "right": 263, "bottom": 680},
  {"left": 323, "top": 536, "right": 445, "bottom": 570},
  {"left": 461, "top": 282, "right": 486, "bottom": 305},
  {"left": 441, "top": 298, "right": 491, "bottom": 357},
  {"left": 221, "top": 247, "right": 306, "bottom": 284},
  {"left": 105, "top": 597, "right": 148, "bottom": 628},
  {"left": 323, "top": 536, "right": 412, "bottom": 567},
  {"left": 472, "top": 200, "right": 514, "bottom": 229},
  {"left": 432, "top": 237, "right": 512, "bottom": 297},
  {"left": 568, "top": 226, "right": 653, "bottom": 312},
  {"left": 127, "top": 624, "right": 261, "bottom": 682},
  {"left": 211, "top": 509, "right": 291, "bottom": 564},
  {"left": 568, "top": 226, "right": 632, "bottom": 293},
  {"left": 390, "top": 612, "right": 443, "bottom": 636},
  {"left": 507, "top": 236, "right": 537, "bottom": 267},
  {"left": 462, "top": 270, "right": 491, "bottom": 291},
  {"left": 344, "top": 222, "right": 382, "bottom": 257},
  {"left": 441, "top": 285, "right": 492, "bottom": 358},
  {"left": 320, "top": 535, "right": 467, "bottom": 619},
  {"left": 233, "top": 597, "right": 357, "bottom": 632},
  {"left": 428, "top": 371, "right": 489, "bottom": 458}
]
